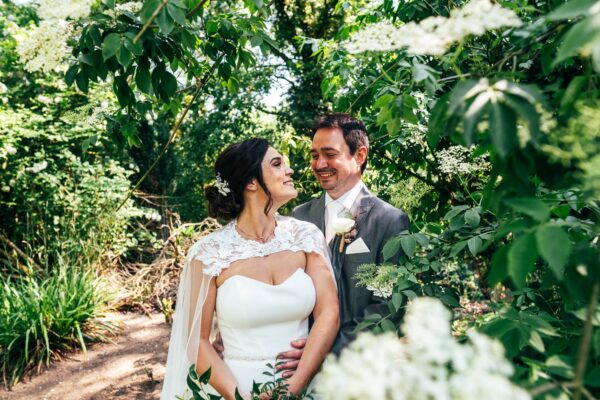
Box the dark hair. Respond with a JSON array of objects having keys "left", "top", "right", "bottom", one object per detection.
[
  {"left": 312, "top": 113, "right": 370, "bottom": 173},
  {"left": 204, "top": 138, "right": 272, "bottom": 221}
]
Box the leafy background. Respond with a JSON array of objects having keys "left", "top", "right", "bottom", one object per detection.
[{"left": 0, "top": 0, "right": 599, "bottom": 398}]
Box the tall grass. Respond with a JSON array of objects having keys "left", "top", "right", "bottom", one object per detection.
[{"left": 0, "top": 261, "right": 117, "bottom": 388}]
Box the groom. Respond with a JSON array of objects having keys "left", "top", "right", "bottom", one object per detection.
[{"left": 277, "top": 113, "right": 410, "bottom": 374}]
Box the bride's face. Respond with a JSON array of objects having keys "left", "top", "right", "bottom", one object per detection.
[{"left": 260, "top": 147, "right": 297, "bottom": 204}]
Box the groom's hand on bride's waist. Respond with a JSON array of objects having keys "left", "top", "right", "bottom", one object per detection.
[
  {"left": 275, "top": 339, "right": 306, "bottom": 378},
  {"left": 212, "top": 333, "right": 224, "bottom": 359}
]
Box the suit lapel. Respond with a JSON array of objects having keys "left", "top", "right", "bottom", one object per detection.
[
  {"left": 308, "top": 194, "right": 326, "bottom": 234},
  {"left": 350, "top": 186, "right": 375, "bottom": 225}
]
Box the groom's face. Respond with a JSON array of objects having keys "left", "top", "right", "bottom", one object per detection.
[{"left": 310, "top": 127, "right": 365, "bottom": 199}]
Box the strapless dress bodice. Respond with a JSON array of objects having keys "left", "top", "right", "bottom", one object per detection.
[{"left": 215, "top": 268, "right": 316, "bottom": 392}]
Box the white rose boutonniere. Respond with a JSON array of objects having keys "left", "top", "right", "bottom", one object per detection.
[{"left": 331, "top": 216, "right": 356, "bottom": 253}]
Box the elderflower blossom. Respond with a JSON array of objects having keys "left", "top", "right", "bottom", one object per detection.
[
  {"left": 15, "top": 20, "right": 72, "bottom": 73},
  {"left": 366, "top": 265, "right": 396, "bottom": 299},
  {"left": 116, "top": 1, "right": 143, "bottom": 14},
  {"left": 316, "top": 297, "right": 531, "bottom": 400},
  {"left": 345, "top": 0, "right": 522, "bottom": 56},
  {"left": 316, "top": 332, "right": 405, "bottom": 399},
  {"left": 437, "top": 145, "right": 491, "bottom": 176},
  {"left": 36, "top": 0, "right": 95, "bottom": 20},
  {"left": 0, "top": 82, "right": 7, "bottom": 94},
  {"left": 5, "top": 145, "right": 17, "bottom": 155},
  {"left": 27, "top": 160, "right": 48, "bottom": 174}
]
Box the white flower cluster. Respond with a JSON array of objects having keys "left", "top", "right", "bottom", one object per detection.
[
  {"left": 116, "top": 1, "right": 143, "bottom": 14},
  {"left": 14, "top": 0, "right": 94, "bottom": 73},
  {"left": 345, "top": 0, "right": 522, "bottom": 55},
  {"left": 26, "top": 160, "right": 48, "bottom": 174},
  {"left": 36, "top": 0, "right": 95, "bottom": 20},
  {"left": 15, "top": 20, "right": 72, "bottom": 73},
  {"left": 365, "top": 265, "right": 396, "bottom": 299},
  {"left": 437, "top": 145, "right": 491, "bottom": 176},
  {"left": 316, "top": 297, "right": 531, "bottom": 400},
  {"left": 317, "top": 332, "right": 405, "bottom": 399}
]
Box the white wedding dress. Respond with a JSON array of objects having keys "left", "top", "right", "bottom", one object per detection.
[
  {"left": 161, "top": 216, "right": 331, "bottom": 400},
  {"left": 217, "top": 267, "right": 315, "bottom": 392}
]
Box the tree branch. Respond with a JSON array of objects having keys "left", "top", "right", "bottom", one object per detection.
[
  {"left": 573, "top": 280, "right": 600, "bottom": 400},
  {"left": 186, "top": 0, "right": 210, "bottom": 19},
  {"left": 133, "top": 0, "right": 169, "bottom": 44},
  {"left": 0, "top": 232, "right": 43, "bottom": 275},
  {"left": 116, "top": 57, "right": 223, "bottom": 211}
]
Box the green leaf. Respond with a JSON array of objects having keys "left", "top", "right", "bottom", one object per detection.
[
  {"left": 123, "top": 37, "right": 144, "bottom": 56},
  {"left": 116, "top": 45, "right": 132, "bottom": 68},
  {"left": 373, "top": 93, "right": 395, "bottom": 109},
  {"left": 467, "top": 236, "right": 483, "bottom": 256},
  {"left": 75, "top": 71, "right": 89, "bottom": 93},
  {"left": 528, "top": 330, "right": 545, "bottom": 353},
  {"left": 548, "top": 0, "right": 599, "bottom": 20},
  {"left": 391, "top": 292, "right": 403, "bottom": 311},
  {"left": 448, "top": 79, "right": 482, "bottom": 114},
  {"left": 135, "top": 63, "right": 152, "bottom": 94},
  {"left": 234, "top": 388, "right": 244, "bottom": 400},
  {"left": 464, "top": 208, "right": 480, "bottom": 227},
  {"left": 140, "top": 0, "right": 160, "bottom": 22},
  {"left": 443, "top": 205, "right": 469, "bottom": 221},
  {"left": 198, "top": 366, "right": 211, "bottom": 384},
  {"left": 113, "top": 75, "right": 132, "bottom": 107},
  {"left": 450, "top": 240, "right": 467, "bottom": 257},
  {"left": 505, "top": 197, "right": 550, "bottom": 222},
  {"left": 227, "top": 77, "right": 240, "bottom": 94},
  {"left": 554, "top": 14, "right": 600, "bottom": 66},
  {"left": 463, "top": 92, "right": 491, "bottom": 145},
  {"left": 570, "top": 306, "right": 600, "bottom": 326},
  {"left": 380, "top": 319, "right": 397, "bottom": 333},
  {"left": 560, "top": 76, "right": 587, "bottom": 112},
  {"left": 545, "top": 355, "right": 575, "bottom": 379},
  {"left": 503, "top": 93, "right": 540, "bottom": 146},
  {"left": 400, "top": 235, "right": 416, "bottom": 258},
  {"left": 157, "top": 9, "right": 175, "bottom": 34},
  {"left": 488, "top": 245, "right": 509, "bottom": 286},
  {"left": 585, "top": 366, "right": 600, "bottom": 387},
  {"left": 508, "top": 233, "right": 538, "bottom": 289},
  {"left": 102, "top": 33, "right": 121, "bottom": 61},
  {"left": 535, "top": 225, "right": 571, "bottom": 279},
  {"left": 427, "top": 93, "right": 450, "bottom": 149},
  {"left": 449, "top": 214, "right": 466, "bottom": 230},
  {"left": 206, "top": 19, "right": 218, "bottom": 35},
  {"left": 161, "top": 71, "right": 178, "bottom": 98},
  {"left": 489, "top": 101, "right": 517, "bottom": 158},
  {"left": 65, "top": 64, "right": 78, "bottom": 86},
  {"left": 383, "top": 236, "right": 400, "bottom": 261},
  {"left": 167, "top": 2, "right": 187, "bottom": 25},
  {"left": 413, "top": 233, "right": 429, "bottom": 247}
]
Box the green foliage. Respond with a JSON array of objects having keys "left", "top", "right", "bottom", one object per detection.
[
  {"left": 186, "top": 363, "right": 312, "bottom": 400},
  {"left": 0, "top": 263, "right": 116, "bottom": 387}
]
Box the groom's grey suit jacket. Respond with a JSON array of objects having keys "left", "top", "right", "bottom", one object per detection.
[{"left": 292, "top": 185, "right": 409, "bottom": 353}]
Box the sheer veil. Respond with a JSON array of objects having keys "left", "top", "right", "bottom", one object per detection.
[{"left": 160, "top": 216, "right": 333, "bottom": 400}]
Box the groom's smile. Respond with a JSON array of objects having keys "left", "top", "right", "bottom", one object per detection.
[{"left": 310, "top": 127, "right": 367, "bottom": 200}]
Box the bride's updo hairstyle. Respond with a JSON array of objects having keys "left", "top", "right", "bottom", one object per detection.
[{"left": 205, "top": 138, "right": 273, "bottom": 221}]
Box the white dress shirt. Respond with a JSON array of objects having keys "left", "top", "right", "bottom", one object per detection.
[{"left": 324, "top": 181, "right": 364, "bottom": 242}]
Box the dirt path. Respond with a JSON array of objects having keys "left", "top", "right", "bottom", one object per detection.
[{"left": 0, "top": 312, "right": 170, "bottom": 400}]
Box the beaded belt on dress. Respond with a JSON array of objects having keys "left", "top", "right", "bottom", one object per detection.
[{"left": 224, "top": 351, "right": 276, "bottom": 361}]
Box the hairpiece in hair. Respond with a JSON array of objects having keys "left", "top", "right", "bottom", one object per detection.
[{"left": 215, "top": 173, "right": 231, "bottom": 196}]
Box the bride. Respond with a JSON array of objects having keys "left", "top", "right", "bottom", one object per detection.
[{"left": 161, "top": 138, "right": 340, "bottom": 399}]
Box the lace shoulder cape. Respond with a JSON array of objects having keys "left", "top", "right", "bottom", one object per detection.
[{"left": 186, "top": 215, "right": 325, "bottom": 277}]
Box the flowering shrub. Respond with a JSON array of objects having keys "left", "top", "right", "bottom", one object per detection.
[{"left": 317, "top": 297, "right": 531, "bottom": 400}]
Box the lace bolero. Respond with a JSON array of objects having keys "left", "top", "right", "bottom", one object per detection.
[{"left": 186, "top": 216, "right": 326, "bottom": 277}]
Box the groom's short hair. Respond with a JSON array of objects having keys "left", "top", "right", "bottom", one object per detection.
[{"left": 312, "top": 113, "right": 370, "bottom": 173}]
